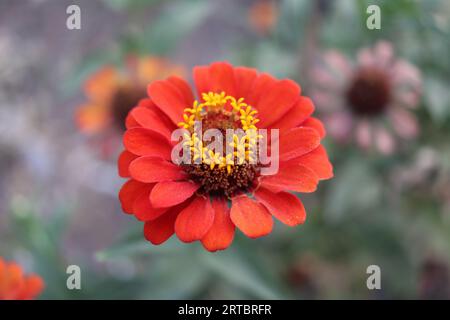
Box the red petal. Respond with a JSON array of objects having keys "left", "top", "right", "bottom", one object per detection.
[
  {"left": 137, "top": 98, "right": 156, "bottom": 109},
  {"left": 140, "top": 98, "right": 177, "bottom": 131},
  {"left": 201, "top": 198, "right": 235, "bottom": 252},
  {"left": 269, "top": 96, "right": 315, "bottom": 130},
  {"left": 133, "top": 186, "right": 168, "bottom": 221},
  {"left": 230, "top": 195, "right": 273, "bottom": 238},
  {"left": 129, "top": 156, "right": 187, "bottom": 183},
  {"left": 283, "top": 145, "right": 333, "bottom": 180},
  {"left": 278, "top": 127, "right": 321, "bottom": 161},
  {"left": 125, "top": 112, "right": 140, "bottom": 129},
  {"left": 301, "top": 117, "right": 326, "bottom": 138},
  {"left": 150, "top": 181, "right": 199, "bottom": 208},
  {"left": 193, "top": 66, "right": 210, "bottom": 97},
  {"left": 234, "top": 67, "right": 258, "bottom": 98},
  {"left": 128, "top": 107, "right": 173, "bottom": 139},
  {"left": 167, "top": 76, "right": 195, "bottom": 106},
  {"left": 254, "top": 187, "right": 306, "bottom": 226},
  {"left": 255, "top": 79, "right": 301, "bottom": 127},
  {"left": 260, "top": 164, "right": 319, "bottom": 193},
  {"left": 246, "top": 73, "right": 277, "bottom": 106},
  {"left": 118, "top": 179, "right": 146, "bottom": 214},
  {"left": 143, "top": 207, "right": 179, "bottom": 245},
  {"left": 208, "top": 62, "right": 237, "bottom": 96},
  {"left": 118, "top": 150, "right": 138, "bottom": 178},
  {"left": 174, "top": 196, "right": 214, "bottom": 242},
  {"left": 147, "top": 80, "right": 187, "bottom": 124},
  {"left": 123, "top": 127, "right": 172, "bottom": 159}
]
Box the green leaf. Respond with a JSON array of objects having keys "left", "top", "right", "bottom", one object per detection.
[
  {"left": 102, "top": 0, "right": 163, "bottom": 11},
  {"left": 252, "top": 42, "right": 298, "bottom": 78},
  {"left": 96, "top": 236, "right": 183, "bottom": 261},
  {"left": 142, "top": 252, "right": 209, "bottom": 299},
  {"left": 424, "top": 77, "right": 450, "bottom": 124},
  {"left": 141, "top": 0, "right": 211, "bottom": 55},
  {"left": 324, "top": 157, "right": 382, "bottom": 221},
  {"left": 199, "top": 248, "right": 283, "bottom": 299}
]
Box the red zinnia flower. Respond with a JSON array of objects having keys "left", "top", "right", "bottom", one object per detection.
[
  {"left": 0, "top": 257, "right": 44, "bottom": 300},
  {"left": 118, "top": 61, "right": 333, "bottom": 252}
]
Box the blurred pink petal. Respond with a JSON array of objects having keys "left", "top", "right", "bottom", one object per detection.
[
  {"left": 391, "top": 60, "right": 422, "bottom": 90},
  {"left": 322, "top": 50, "right": 353, "bottom": 80},
  {"left": 389, "top": 107, "right": 419, "bottom": 139},
  {"left": 310, "top": 89, "right": 342, "bottom": 112},
  {"left": 355, "top": 119, "right": 372, "bottom": 150},
  {"left": 393, "top": 89, "right": 421, "bottom": 109},
  {"left": 374, "top": 126, "right": 395, "bottom": 155},
  {"left": 309, "top": 67, "right": 341, "bottom": 90},
  {"left": 324, "top": 111, "right": 353, "bottom": 142},
  {"left": 373, "top": 41, "right": 394, "bottom": 69},
  {"left": 357, "top": 47, "right": 376, "bottom": 68}
]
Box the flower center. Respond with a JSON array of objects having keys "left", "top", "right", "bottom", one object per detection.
[
  {"left": 178, "top": 92, "right": 261, "bottom": 198},
  {"left": 345, "top": 67, "right": 391, "bottom": 116},
  {"left": 111, "top": 86, "right": 146, "bottom": 131}
]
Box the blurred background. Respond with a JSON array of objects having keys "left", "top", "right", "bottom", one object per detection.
[{"left": 0, "top": 0, "right": 449, "bottom": 299}]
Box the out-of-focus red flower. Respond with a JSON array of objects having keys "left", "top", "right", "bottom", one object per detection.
[
  {"left": 0, "top": 257, "right": 44, "bottom": 300},
  {"left": 118, "top": 61, "right": 332, "bottom": 252},
  {"left": 310, "top": 41, "right": 422, "bottom": 154},
  {"left": 248, "top": 0, "right": 279, "bottom": 35},
  {"left": 75, "top": 56, "right": 185, "bottom": 157}
]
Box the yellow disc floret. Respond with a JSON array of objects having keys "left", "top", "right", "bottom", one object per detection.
[{"left": 178, "top": 92, "right": 260, "bottom": 174}]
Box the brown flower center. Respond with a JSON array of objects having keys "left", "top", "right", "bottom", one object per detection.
[
  {"left": 184, "top": 162, "right": 258, "bottom": 198},
  {"left": 111, "top": 86, "right": 146, "bottom": 131},
  {"left": 345, "top": 67, "right": 391, "bottom": 116}
]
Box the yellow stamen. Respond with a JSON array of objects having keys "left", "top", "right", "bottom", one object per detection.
[{"left": 179, "top": 91, "right": 261, "bottom": 174}]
